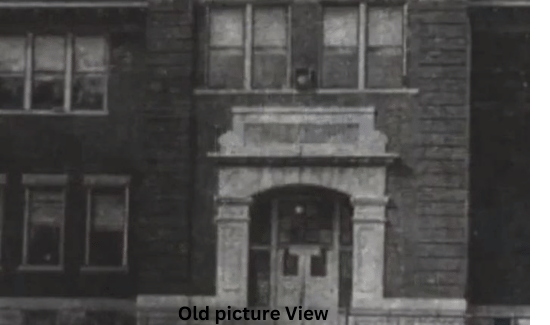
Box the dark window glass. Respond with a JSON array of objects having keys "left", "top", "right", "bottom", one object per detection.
[
  {"left": 26, "top": 188, "right": 64, "bottom": 266},
  {"left": 88, "top": 188, "right": 126, "bottom": 266},
  {"left": 32, "top": 36, "right": 65, "bottom": 110},
  {"left": 366, "top": 7, "right": 404, "bottom": 88},
  {"left": 73, "top": 36, "right": 107, "bottom": 111},
  {"left": 338, "top": 249, "right": 352, "bottom": 307},
  {"left": 248, "top": 249, "right": 271, "bottom": 306},
  {"left": 208, "top": 8, "right": 244, "bottom": 88},
  {"left": 252, "top": 7, "right": 287, "bottom": 88},
  {"left": 278, "top": 198, "right": 333, "bottom": 246},
  {"left": 0, "top": 37, "right": 25, "bottom": 109},
  {"left": 250, "top": 200, "right": 271, "bottom": 245},
  {"left": 322, "top": 7, "right": 358, "bottom": 88}
]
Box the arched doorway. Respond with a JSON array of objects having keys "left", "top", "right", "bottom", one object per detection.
[{"left": 247, "top": 186, "right": 353, "bottom": 311}]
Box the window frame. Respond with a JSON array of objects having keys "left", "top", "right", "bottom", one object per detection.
[
  {"left": 0, "top": 32, "right": 110, "bottom": 115},
  {"left": 82, "top": 175, "right": 130, "bottom": 273},
  {"left": 204, "top": 4, "right": 292, "bottom": 90},
  {"left": 20, "top": 174, "right": 68, "bottom": 272},
  {"left": 320, "top": 2, "right": 408, "bottom": 89}
]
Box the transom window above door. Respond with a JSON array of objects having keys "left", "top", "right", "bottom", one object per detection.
[
  {"left": 200, "top": 3, "right": 406, "bottom": 90},
  {"left": 0, "top": 34, "right": 109, "bottom": 113}
]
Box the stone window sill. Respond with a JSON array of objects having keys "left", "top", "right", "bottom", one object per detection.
[
  {"left": 80, "top": 266, "right": 129, "bottom": 273},
  {"left": 0, "top": 109, "right": 108, "bottom": 116},
  {"left": 194, "top": 88, "right": 419, "bottom": 95},
  {"left": 18, "top": 265, "right": 64, "bottom": 272}
]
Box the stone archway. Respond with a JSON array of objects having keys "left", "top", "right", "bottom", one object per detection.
[{"left": 208, "top": 107, "right": 397, "bottom": 308}]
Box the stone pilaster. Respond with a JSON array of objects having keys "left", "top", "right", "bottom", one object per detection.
[
  {"left": 351, "top": 196, "right": 388, "bottom": 307},
  {"left": 215, "top": 197, "right": 252, "bottom": 307}
]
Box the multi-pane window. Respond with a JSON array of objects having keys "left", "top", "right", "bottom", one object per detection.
[
  {"left": 21, "top": 175, "right": 67, "bottom": 269},
  {"left": 0, "top": 34, "right": 108, "bottom": 112},
  {"left": 84, "top": 175, "right": 129, "bottom": 269},
  {"left": 206, "top": 5, "right": 289, "bottom": 89},
  {"left": 322, "top": 4, "right": 405, "bottom": 88}
]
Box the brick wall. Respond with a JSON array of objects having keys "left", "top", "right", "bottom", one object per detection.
[
  {"left": 0, "top": 8, "right": 147, "bottom": 297},
  {"left": 135, "top": 0, "right": 195, "bottom": 294}
]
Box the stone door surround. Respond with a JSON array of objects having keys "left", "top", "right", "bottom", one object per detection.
[{"left": 208, "top": 107, "right": 397, "bottom": 308}]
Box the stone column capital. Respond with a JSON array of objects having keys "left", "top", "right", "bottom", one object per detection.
[{"left": 350, "top": 195, "right": 389, "bottom": 207}]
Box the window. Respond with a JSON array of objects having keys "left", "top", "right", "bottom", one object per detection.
[
  {"left": 0, "top": 34, "right": 108, "bottom": 112},
  {"left": 206, "top": 5, "right": 289, "bottom": 89},
  {"left": 83, "top": 175, "right": 129, "bottom": 270},
  {"left": 322, "top": 4, "right": 405, "bottom": 88},
  {"left": 21, "top": 174, "right": 67, "bottom": 270}
]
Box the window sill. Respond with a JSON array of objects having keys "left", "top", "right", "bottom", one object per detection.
[
  {"left": 80, "top": 266, "right": 129, "bottom": 273},
  {"left": 194, "top": 88, "right": 419, "bottom": 95},
  {"left": 18, "top": 265, "right": 63, "bottom": 272},
  {"left": 0, "top": 109, "right": 108, "bottom": 116}
]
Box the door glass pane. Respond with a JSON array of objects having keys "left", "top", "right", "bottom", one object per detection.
[
  {"left": 323, "top": 7, "right": 358, "bottom": 47},
  {"left": 311, "top": 249, "right": 327, "bottom": 277},
  {"left": 210, "top": 8, "right": 244, "bottom": 47},
  {"left": 368, "top": 7, "right": 403, "bottom": 46},
  {"left": 34, "top": 36, "right": 65, "bottom": 71},
  {"left": 283, "top": 249, "right": 298, "bottom": 276},
  {"left": 253, "top": 7, "right": 286, "bottom": 47},
  {"left": 340, "top": 202, "right": 353, "bottom": 246}
]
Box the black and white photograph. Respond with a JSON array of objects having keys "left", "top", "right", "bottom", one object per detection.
[{"left": 0, "top": 0, "right": 531, "bottom": 324}]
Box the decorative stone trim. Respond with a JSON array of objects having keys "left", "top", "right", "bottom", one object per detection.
[
  {"left": 351, "top": 195, "right": 389, "bottom": 207},
  {"left": 22, "top": 174, "right": 68, "bottom": 185},
  {"left": 215, "top": 196, "right": 254, "bottom": 206},
  {"left": 83, "top": 175, "right": 131, "bottom": 186}
]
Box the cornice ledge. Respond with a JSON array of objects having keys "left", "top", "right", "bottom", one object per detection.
[{"left": 351, "top": 195, "right": 389, "bottom": 207}]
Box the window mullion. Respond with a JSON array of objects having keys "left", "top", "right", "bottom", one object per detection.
[
  {"left": 63, "top": 33, "right": 73, "bottom": 112},
  {"left": 23, "top": 33, "right": 33, "bottom": 110},
  {"left": 402, "top": 3, "right": 408, "bottom": 83},
  {"left": 85, "top": 188, "right": 91, "bottom": 265},
  {"left": 358, "top": 3, "right": 366, "bottom": 89},
  {"left": 244, "top": 4, "right": 253, "bottom": 90},
  {"left": 123, "top": 186, "right": 130, "bottom": 267}
]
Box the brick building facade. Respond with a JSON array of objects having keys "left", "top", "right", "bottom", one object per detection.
[{"left": 0, "top": 0, "right": 529, "bottom": 324}]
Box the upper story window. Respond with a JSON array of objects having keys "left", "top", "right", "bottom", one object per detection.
[
  {"left": 322, "top": 4, "right": 405, "bottom": 88},
  {"left": 0, "top": 34, "right": 109, "bottom": 113},
  {"left": 200, "top": 2, "right": 406, "bottom": 91},
  {"left": 21, "top": 174, "right": 67, "bottom": 271},
  {"left": 206, "top": 5, "right": 290, "bottom": 89},
  {"left": 83, "top": 175, "right": 130, "bottom": 270}
]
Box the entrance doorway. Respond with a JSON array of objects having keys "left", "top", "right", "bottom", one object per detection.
[{"left": 247, "top": 186, "right": 352, "bottom": 316}]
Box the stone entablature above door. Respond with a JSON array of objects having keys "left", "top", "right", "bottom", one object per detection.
[{"left": 211, "top": 107, "right": 397, "bottom": 160}]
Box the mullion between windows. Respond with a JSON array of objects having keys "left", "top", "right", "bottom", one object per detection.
[{"left": 244, "top": 4, "right": 253, "bottom": 90}]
